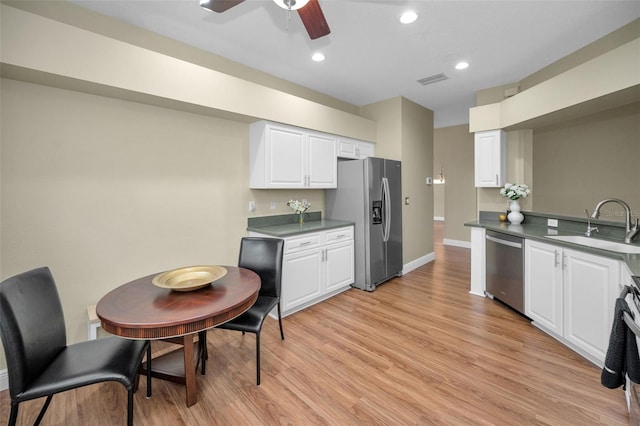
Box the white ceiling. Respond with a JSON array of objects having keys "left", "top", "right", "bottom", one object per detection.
[{"left": 70, "top": 0, "right": 640, "bottom": 128}]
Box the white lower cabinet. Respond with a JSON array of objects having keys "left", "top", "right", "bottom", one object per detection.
[
  {"left": 324, "top": 229, "right": 355, "bottom": 292},
  {"left": 250, "top": 226, "right": 354, "bottom": 317},
  {"left": 525, "top": 240, "right": 563, "bottom": 335},
  {"left": 525, "top": 239, "right": 619, "bottom": 365},
  {"left": 281, "top": 245, "right": 324, "bottom": 310}
]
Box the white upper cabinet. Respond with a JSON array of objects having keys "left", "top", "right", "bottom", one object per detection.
[
  {"left": 249, "top": 121, "right": 337, "bottom": 189},
  {"left": 307, "top": 132, "right": 338, "bottom": 188},
  {"left": 474, "top": 130, "right": 505, "bottom": 187},
  {"left": 337, "top": 137, "right": 375, "bottom": 159}
]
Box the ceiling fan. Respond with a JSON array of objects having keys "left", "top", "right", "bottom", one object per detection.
[{"left": 199, "top": 0, "right": 331, "bottom": 40}]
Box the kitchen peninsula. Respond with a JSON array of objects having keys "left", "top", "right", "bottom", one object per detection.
[
  {"left": 466, "top": 211, "right": 640, "bottom": 367},
  {"left": 248, "top": 213, "right": 355, "bottom": 318}
]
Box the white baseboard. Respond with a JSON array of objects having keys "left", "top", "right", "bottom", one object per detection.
[
  {"left": 0, "top": 369, "right": 7, "bottom": 391},
  {"left": 443, "top": 238, "right": 471, "bottom": 249},
  {"left": 403, "top": 252, "right": 436, "bottom": 275},
  {"left": 434, "top": 216, "right": 445, "bottom": 221}
]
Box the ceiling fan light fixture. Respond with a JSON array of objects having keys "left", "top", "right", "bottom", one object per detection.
[
  {"left": 312, "top": 52, "right": 325, "bottom": 62},
  {"left": 199, "top": 0, "right": 214, "bottom": 12},
  {"left": 273, "top": 0, "right": 310, "bottom": 11},
  {"left": 400, "top": 11, "right": 418, "bottom": 24},
  {"left": 199, "top": 0, "right": 245, "bottom": 13}
]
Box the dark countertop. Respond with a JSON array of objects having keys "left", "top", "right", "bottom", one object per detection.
[
  {"left": 248, "top": 219, "right": 354, "bottom": 237},
  {"left": 247, "top": 212, "right": 354, "bottom": 237},
  {"left": 465, "top": 212, "right": 640, "bottom": 277}
]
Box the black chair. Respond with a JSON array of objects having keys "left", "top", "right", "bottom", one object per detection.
[
  {"left": 216, "top": 237, "right": 285, "bottom": 385},
  {"left": 0, "top": 267, "right": 150, "bottom": 426}
]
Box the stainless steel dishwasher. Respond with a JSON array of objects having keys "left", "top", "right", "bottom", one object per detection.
[{"left": 485, "top": 230, "right": 525, "bottom": 314}]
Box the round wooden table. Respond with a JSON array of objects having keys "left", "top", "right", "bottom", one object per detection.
[{"left": 96, "top": 266, "right": 260, "bottom": 406}]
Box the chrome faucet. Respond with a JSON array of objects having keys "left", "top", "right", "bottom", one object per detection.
[
  {"left": 590, "top": 198, "right": 639, "bottom": 244},
  {"left": 584, "top": 209, "right": 598, "bottom": 237}
]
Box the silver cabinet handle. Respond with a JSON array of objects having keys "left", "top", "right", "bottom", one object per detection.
[
  {"left": 554, "top": 250, "right": 559, "bottom": 267},
  {"left": 495, "top": 174, "right": 499, "bottom": 186},
  {"left": 299, "top": 241, "right": 312, "bottom": 246}
]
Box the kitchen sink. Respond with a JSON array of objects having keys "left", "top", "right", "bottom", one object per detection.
[{"left": 545, "top": 235, "right": 640, "bottom": 254}]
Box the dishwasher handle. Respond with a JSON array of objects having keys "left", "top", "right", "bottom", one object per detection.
[{"left": 486, "top": 234, "right": 522, "bottom": 249}]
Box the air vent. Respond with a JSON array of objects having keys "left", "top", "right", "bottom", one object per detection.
[{"left": 417, "top": 73, "right": 448, "bottom": 86}]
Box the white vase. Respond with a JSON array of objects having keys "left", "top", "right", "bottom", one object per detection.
[{"left": 507, "top": 200, "right": 524, "bottom": 224}]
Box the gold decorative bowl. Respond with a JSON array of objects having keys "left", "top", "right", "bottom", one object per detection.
[{"left": 152, "top": 265, "right": 227, "bottom": 292}]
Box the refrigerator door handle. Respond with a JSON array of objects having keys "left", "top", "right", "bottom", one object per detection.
[{"left": 382, "top": 177, "right": 391, "bottom": 243}]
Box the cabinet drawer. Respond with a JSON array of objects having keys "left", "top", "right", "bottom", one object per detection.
[
  {"left": 325, "top": 227, "right": 353, "bottom": 243},
  {"left": 285, "top": 233, "right": 321, "bottom": 254}
]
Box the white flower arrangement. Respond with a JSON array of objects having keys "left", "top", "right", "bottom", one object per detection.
[
  {"left": 500, "top": 183, "right": 531, "bottom": 201},
  {"left": 287, "top": 199, "right": 311, "bottom": 214}
]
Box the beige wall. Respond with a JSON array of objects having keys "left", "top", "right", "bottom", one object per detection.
[
  {"left": 359, "top": 97, "right": 403, "bottom": 161},
  {"left": 360, "top": 97, "right": 434, "bottom": 263},
  {"left": 473, "top": 103, "right": 639, "bottom": 225},
  {"left": 521, "top": 19, "right": 640, "bottom": 91},
  {"left": 0, "top": 3, "right": 435, "bottom": 373},
  {"left": 533, "top": 102, "right": 640, "bottom": 220},
  {"left": 477, "top": 129, "right": 534, "bottom": 215},
  {"left": 434, "top": 125, "right": 476, "bottom": 242},
  {"left": 1, "top": 79, "right": 251, "bottom": 342},
  {"left": 471, "top": 21, "right": 640, "bottom": 224},
  {"left": 400, "top": 98, "right": 434, "bottom": 261},
  {"left": 0, "top": 76, "right": 332, "bottom": 358},
  {"left": 0, "top": 3, "right": 376, "bottom": 142}
]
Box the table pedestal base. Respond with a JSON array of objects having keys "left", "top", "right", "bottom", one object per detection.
[{"left": 140, "top": 332, "right": 207, "bottom": 406}]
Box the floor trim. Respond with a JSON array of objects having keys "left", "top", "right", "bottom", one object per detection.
[
  {"left": 443, "top": 238, "right": 471, "bottom": 249},
  {"left": 403, "top": 252, "right": 436, "bottom": 276}
]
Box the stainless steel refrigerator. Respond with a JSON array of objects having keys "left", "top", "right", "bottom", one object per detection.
[{"left": 325, "top": 157, "right": 403, "bottom": 291}]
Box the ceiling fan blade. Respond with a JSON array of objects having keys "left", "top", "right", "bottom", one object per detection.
[
  {"left": 297, "top": 0, "right": 331, "bottom": 40},
  {"left": 200, "top": 0, "right": 245, "bottom": 13}
]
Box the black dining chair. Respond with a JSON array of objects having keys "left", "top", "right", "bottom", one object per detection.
[
  {"left": 216, "top": 237, "right": 285, "bottom": 385},
  {"left": 0, "top": 267, "right": 150, "bottom": 426}
]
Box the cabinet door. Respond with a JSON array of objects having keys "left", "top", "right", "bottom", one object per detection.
[
  {"left": 267, "top": 126, "right": 306, "bottom": 188},
  {"left": 337, "top": 138, "right": 358, "bottom": 159},
  {"left": 563, "top": 248, "right": 619, "bottom": 362},
  {"left": 474, "top": 130, "right": 505, "bottom": 187},
  {"left": 325, "top": 240, "right": 354, "bottom": 292},
  {"left": 281, "top": 248, "right": 323, "bottom": 312},
  {"left": 525, "top": 240, "right": 563, "bottom": 336},
  {"left": 307, "top": 133, "right": 337, "bottom": 188},
  {"left": 337, "top": 138, "right": 374, "bottom": 159},
  {"left": 356, "top": 141, "right": 375, "bottom": 158}
]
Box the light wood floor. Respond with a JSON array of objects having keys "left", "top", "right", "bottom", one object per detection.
[{"left": 0, "top": 223, "right": 630, "bottom": 425}]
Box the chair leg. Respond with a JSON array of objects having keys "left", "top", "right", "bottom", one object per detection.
[
  {"left": 197, "top": 331, "right": 207, "bottom": 376},
  {"left": 34, "top": 395, "right": 53, "bottom": 425},
  {"left": 256, "top": 332, "right": 261, "bottom": 386},
  {"left": 277, "top": 303, "right": 285, "bottom": 340},
  {"left": 8, "top": 401, "right": 19, "bottom": 426},
  {"left": 146, "top": 341, "right": 152, "bottom": 398},
  {"left": 127, "top": 387, "right": 134, "bottom": 426}
]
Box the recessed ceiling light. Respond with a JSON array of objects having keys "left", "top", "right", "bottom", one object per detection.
[
  {"left": 312, "top": 52, "right": 325, "bottom": 62},
  {"left": 455, "top": 61, "right": 469, "bottom": 70},
  {"left": 400, "top": 11, "right": 418, "bottom": 24}
]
